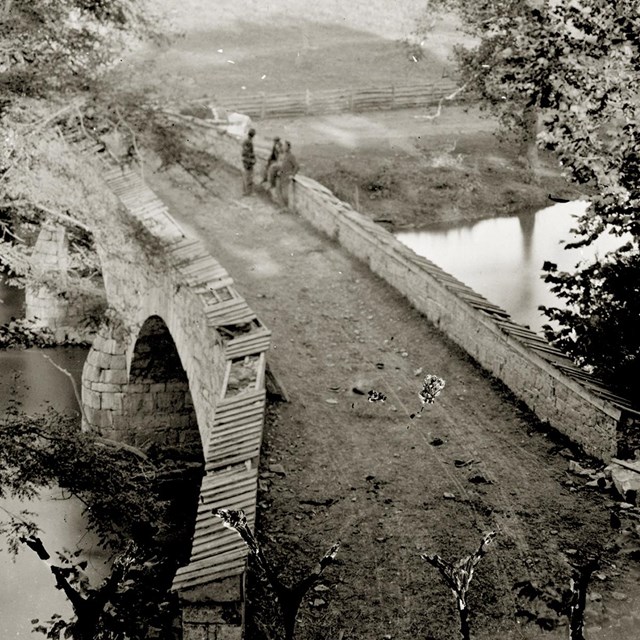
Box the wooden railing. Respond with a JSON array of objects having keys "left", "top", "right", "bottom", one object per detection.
[{"left": 198, "top": 79, "right": 461, "bottom": 120}]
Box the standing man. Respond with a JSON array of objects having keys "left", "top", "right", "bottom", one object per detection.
[
  {"left": 241, "top": 127, "right": 256, "bottom": 195},
  {"left": 276, "top": 140, "right": 299, "bottom": 207},
  {"left": 263, "top": 136, "right": 282, "bottom": 185}
]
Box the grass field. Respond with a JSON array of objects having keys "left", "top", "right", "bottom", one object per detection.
[{"left": 126, "top": 1, "right": 466, "bottom": 101}]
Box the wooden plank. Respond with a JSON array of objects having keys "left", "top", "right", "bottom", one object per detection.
[
  {"left": 199, "top": 485, "right": 257, "bottom": 506},
  {"left": 199, "top": 476, "right": 257, "bottom": 498},
  {"left": 209, "top": 428, "right": 263, "bottom": 450},
  {"left": 213, "top": 407, "right": 265, "bottom": 426},
  {"left": 214, "top": 406, "right": 265, "bottom": 427},
  {"left": 210, "top": 309, "right": 256, "bottom": 324},
  {"left": 217, "top": 388, "right": 265, "bottom": 410},
  {"left": 255, "top": 351, "right": 266, "bottom": 390},
  {"left": 207, "top": 444, "right": 261, "bottom": 466}
]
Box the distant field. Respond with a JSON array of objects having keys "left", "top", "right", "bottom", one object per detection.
[
  {"left": 154, "top": 0, "right": 434, "bottom": 38},
  {"left": 125, "top": 1, "right": 467, "bottom": 101}
]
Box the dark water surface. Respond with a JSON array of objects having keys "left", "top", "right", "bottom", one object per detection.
[
  {"left": 396, "top": 201, "right": 623, "bottom": 334},
  {"left": 0, "top": 278, "right": 107, "bottom": 638}
]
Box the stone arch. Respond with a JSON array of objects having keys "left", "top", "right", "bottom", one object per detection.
[
  {"left": 75, "top": 159, "right": 271, "bottom": 640},
  {"left": 124, "top": 315, "right": 200, "bottom": 451},
  {"left": 82, "top": 312, "right": 204, "bottom": 454}
]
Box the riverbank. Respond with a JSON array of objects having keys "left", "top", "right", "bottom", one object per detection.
[{"left": 255, "top": 106, "right": 582, "bottom": 230}]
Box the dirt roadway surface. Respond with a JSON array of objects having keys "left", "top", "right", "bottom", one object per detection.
[{"left": 145, "top": 164, "right": 640, "bottom": 639}]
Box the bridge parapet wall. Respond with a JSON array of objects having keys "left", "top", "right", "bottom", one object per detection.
[
  {"left": 288, "top": 174, "right": 628, "bottom": 461},
  {"left": 66, "top": 148, "right": 271, "bottom": 640},
  {"left": 203, "top": 125, "right": 636, "bottom": 462}
]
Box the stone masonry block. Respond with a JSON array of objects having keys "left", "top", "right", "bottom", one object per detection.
[
  {"left": 86, "top": 348, "right": 102, "bottom": 367},
  {"left": 102, "top": 338, "right": 125, "bottom": 355},
  {"left": 100, "top": 368, "right": 129, "bottom": 385},
  {"left": 184, "top": 606, "right": 224, "bottom": 625},
  {"left": 83, "top": 389, "right": 101, "bottom": 410},
  {"left": 83, "top": 405, "right": 100, "bottom": 426},
  {"left": 85, "top": 407, "right": 114, "bottom": 430},
  {"left": 101, "top": 392, "right": 125, "bottom": 413},
  {"left": 216, "top": 624, "right": 243, "bottom": 640},
  {"left": 156, "top": 391, "right": 185, "bottom": 411},
  {"left": 179, "top": 576, "right": 243, "bottom": 604},
  {"left": 82, "top": 363, "right": 100, "bottom": 382},
  {"left": 110, "top": 357, "right": 128, "bottom": 370},
  {"left": 123, "top": 393, "right": 145, "bottom": 414},
  {"left": 96, "top": 351, "right": 117, "bottom": 370},
  {"left": 127, "top": 383, "right": 150, "bottom": 393},
  {"left": 150, "top": 383, "right": 167, "bottom": 393},
  {"left": 92, "top": 382, "right": 124, "bottom": 394},
  {"left": 182, "top": 623, "right": 208, "bottom": 640}
]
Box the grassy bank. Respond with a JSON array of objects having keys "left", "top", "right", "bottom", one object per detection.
[{"left": 257, "top": 106, "right": 580, "bottom": 229}]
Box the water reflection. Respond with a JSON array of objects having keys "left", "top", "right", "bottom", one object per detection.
[
  {"left": 0, "top": 277, "right": 105, "bottom": 638},
  {"left": 396, "top": 201, "right": 622, "bottom": 333}
]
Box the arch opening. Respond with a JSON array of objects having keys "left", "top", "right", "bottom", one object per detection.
[
  {"left": 126, "top": 315, "right": 204, "bottom": 570},
  {"left": 126, "top": 315, "right": 201, "bottom": 452}
]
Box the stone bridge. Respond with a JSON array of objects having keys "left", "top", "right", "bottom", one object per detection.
[
  {"left": 28, "top": 139, "right": 270, "bottom": 639},
  {"left": 22, "top": 115, "right": 640, "bottom": 640}
]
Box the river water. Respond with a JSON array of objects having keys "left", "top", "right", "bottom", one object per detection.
[
  {"left": 396, "top": 201, "right": 623, "bottom": 334},
  {"left": 0, "top": 278, "right": 108, "bottom": 639}
]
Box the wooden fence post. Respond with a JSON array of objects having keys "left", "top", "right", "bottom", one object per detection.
[{"left": 391, "top": 85, "right": 395, "bottom": 109}]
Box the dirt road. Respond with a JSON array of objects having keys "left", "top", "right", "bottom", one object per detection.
[{"left": 145, "top": 163, "right": 640, "bottom": 640}]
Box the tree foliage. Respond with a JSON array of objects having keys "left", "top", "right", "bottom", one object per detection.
[
  {"left": 421, "top": 0, "right": 640, "bottom": 396},
  {"left": 0, "top": 0, "right": 161, "bottom": 105},
  {"left": 0, "top": 402, "right": 203, "bottom": 639}
]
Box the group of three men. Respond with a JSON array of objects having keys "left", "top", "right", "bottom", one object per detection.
[{"left": 241, "top": 128, "right": 299, "bottom": 204}]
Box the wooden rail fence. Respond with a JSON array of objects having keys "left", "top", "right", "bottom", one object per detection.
[{"left": 195, "top": 79, "right": 461, "bottom": 120}]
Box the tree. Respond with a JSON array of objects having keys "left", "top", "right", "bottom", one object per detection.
[
  {"left": 0, "top": 1, "right": 192, "bottom": 344},
  {"left": 421, "top": 532, "right": 496, "bottom": 640},
  {"left": 213, "top": 508, "right": 340, "bottom": 640},
  {"left": 0, "top": 0, "right": 161, "bottom": 105},
  {"left": 421, "top": 0, "right": 640, "bottom": 397},
  {"left": 0, "top": 401, "right": 203, "bottom": 639},
  {"left": 418, "top": 0, "right": 561, "bottom": 180}
]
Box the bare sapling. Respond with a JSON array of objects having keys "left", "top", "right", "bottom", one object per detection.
[
  {"left": 213, "top": 507, "right": 340, "bottom": 640},
  {"left": 421, "top": 531, "right": 496, "bottom": 640},
  {"left": 567, "top": 557, "right": 598, "bottom": 640}
]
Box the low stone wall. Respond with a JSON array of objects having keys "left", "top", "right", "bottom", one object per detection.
[{"left": 204, "top": 125, "right": 632, "bottom": 462}]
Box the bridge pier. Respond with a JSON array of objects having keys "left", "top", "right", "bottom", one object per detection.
[
  {"left": 179, "top": 577, "right": 244, "bottom": 640},
  {"left": 80, "top": 318, "right": 129, "bottom": 436},
  {"left": 81, "top": 314, "right": 201, "bottom": 450},
  {"left": 25, "top": 223, "right": 104, "bottom": 342}
]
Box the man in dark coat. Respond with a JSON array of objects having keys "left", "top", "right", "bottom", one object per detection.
[
  {"left": 276, "top": 140, "right": 299, "bottom": 206},
  {"left": 241, "top": 128, "right": 256, "bottom": 195}
]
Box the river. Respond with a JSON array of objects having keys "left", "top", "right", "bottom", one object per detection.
[
  {"left": 0, "top": 278, "right": 108, "bottom": 639},
  {"left": 396, "top": 201, "right": 622, "bottom": 334}
]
